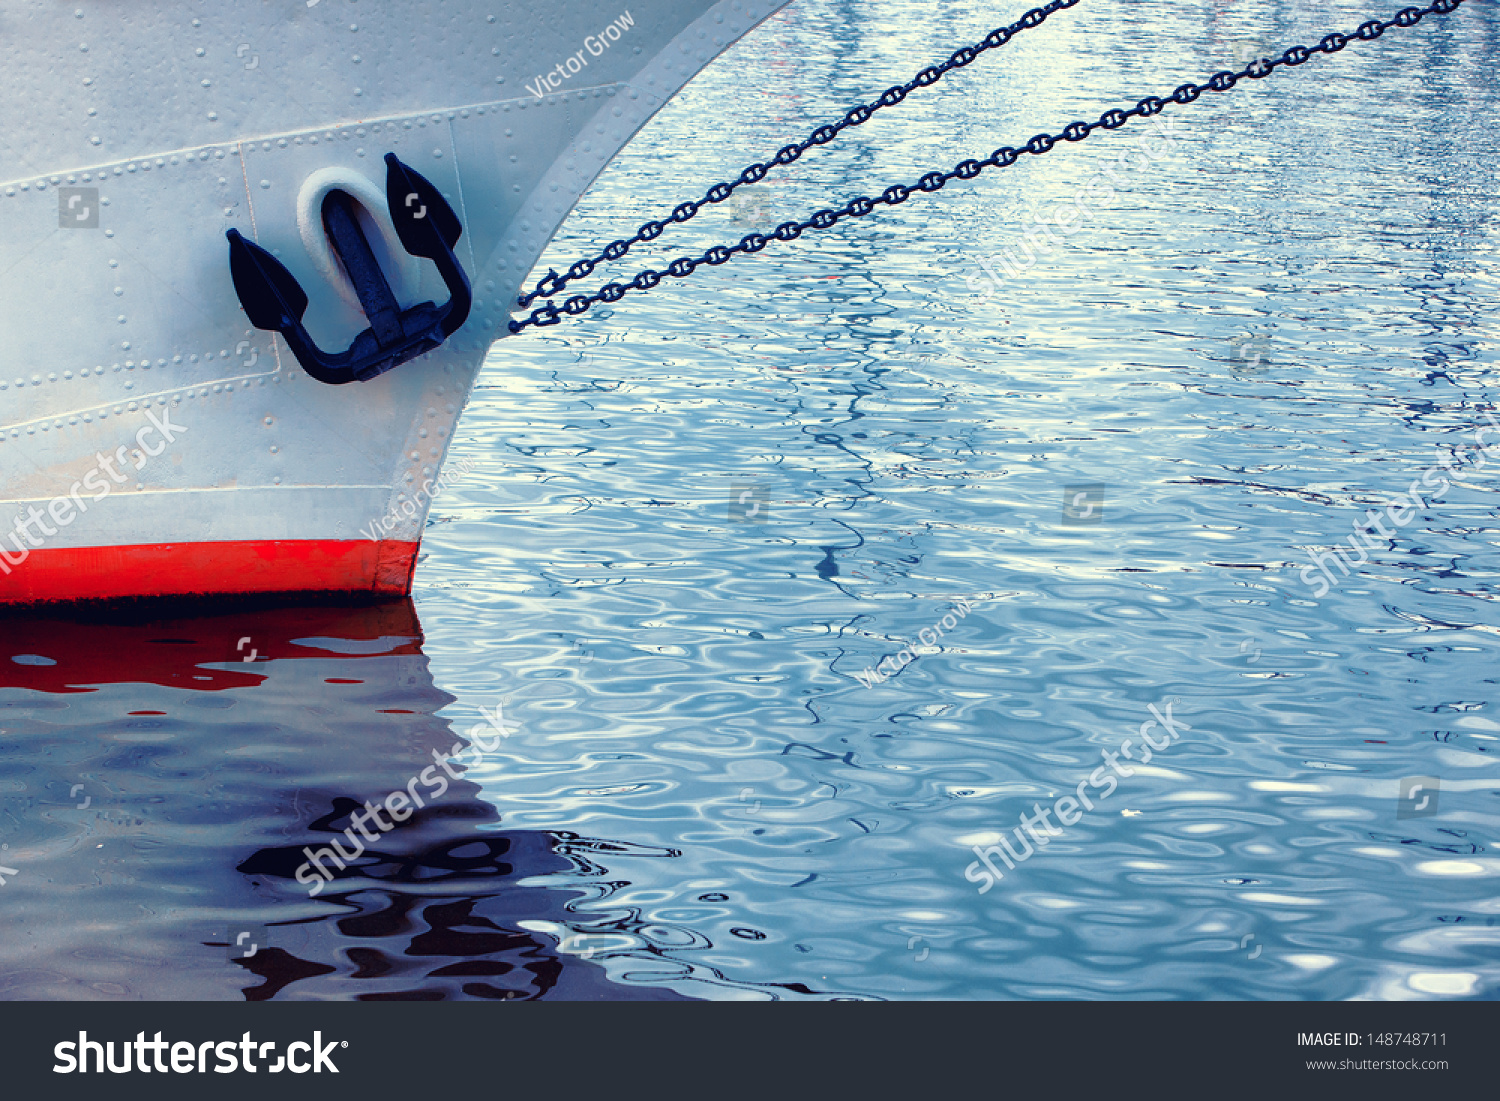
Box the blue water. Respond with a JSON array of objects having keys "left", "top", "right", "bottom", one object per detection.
[{"left": 4, "top": 0, "right": 1499, "bottom": 999}]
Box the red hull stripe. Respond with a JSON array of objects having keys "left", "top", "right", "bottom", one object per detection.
[{"left": 0, "top": 539, "right": 420, "bottom": 606}]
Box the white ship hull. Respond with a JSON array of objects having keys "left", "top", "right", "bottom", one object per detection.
[{"left": 0, "top": 0, "right": 785, "bottom": 604}]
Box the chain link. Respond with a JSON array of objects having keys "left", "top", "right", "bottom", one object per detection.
[
  {"left": 515, "top": 0, "right": 1084, "bottom": 309},
  {"left": 510, "top": 0, "right": 1468, "bottom": 334}
]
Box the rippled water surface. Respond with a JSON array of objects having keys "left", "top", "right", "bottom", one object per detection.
[{"left": 5, "top": 0, "right": 1499, "bottom": 1000}]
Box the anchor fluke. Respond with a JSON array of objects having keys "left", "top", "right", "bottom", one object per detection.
[
  {"left": 226, "top": 229, "right": 309, "bottom": 331},
  {"left": 383, "top": 153, "right": 471, "bottom": 338},
  {"left": 386, "top": 153, "right": 462, "bottom": 259}
]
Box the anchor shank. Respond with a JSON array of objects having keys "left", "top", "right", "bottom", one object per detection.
[{"left": 321, "top": 190, "right": 404, "bottom": 347}]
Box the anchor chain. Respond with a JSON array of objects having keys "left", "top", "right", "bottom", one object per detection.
[
  {"left": 515, "top": 0, "right": 1084, "bottom": 310},
  {"left": 510, "top": 0, "right": 1469, "bottom": 334}
]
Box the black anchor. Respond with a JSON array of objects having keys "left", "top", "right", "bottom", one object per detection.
[{"left": 226, "top": 153, "right": 472, "bottom": 385}]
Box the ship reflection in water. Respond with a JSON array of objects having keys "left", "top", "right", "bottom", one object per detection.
[{"left": 0, "top": 600, "right": 691, "bottom": 1001}]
